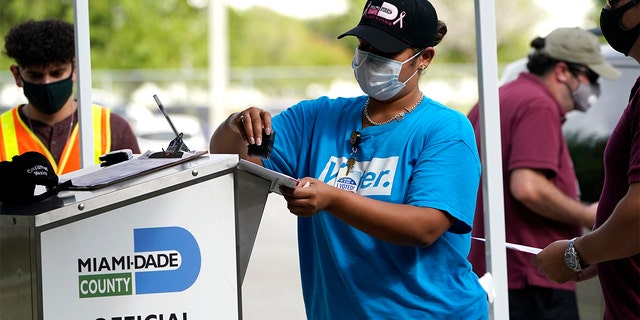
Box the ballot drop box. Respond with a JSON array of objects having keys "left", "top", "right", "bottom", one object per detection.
[{"left": 0, "top": 154, "right": 288, "bottom": 319}]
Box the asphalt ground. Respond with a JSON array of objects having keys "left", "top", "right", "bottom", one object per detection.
[{"left": 241, "top": 194, "right": 307, "bottom": 319}]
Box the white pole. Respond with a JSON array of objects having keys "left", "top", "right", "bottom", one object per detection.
[
  {"left": 208, "top": 0, "right": 229, "bottom": 136},
  {"left": 73, "top": 0, "right": 94, "bottom": 168},
  {"left": 473, "top": 0, "right": 509, "bottom": 319}
]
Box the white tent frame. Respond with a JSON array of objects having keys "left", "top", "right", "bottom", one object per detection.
[
  {"left": 74, "top": 0, "right": 94, "bottom": 168},
  {"left": 73, "top": 0, "right": 510, "bottom": 318},
  {"left": 474, "top": 1, "right": 509, "bottom": 319}
]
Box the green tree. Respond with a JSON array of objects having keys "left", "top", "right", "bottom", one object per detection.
[
  {"left": 588, "top": 0, "right": 607, "bottom": 26},
  {"left": 0, "top": 0, "right": 567, "bottom": 69},
  {"left": 428, "top": 0, "right": 548, "bottom": 63},
  {"left": 87, "top": 0, "right": 210, "bottom": 69},
  {"left": 228, "top": 7, "right": 352, "bottom": 67},
  {"left": 0, "top": 0, "right": 352, "bottom": 69},
  {"left": 0, "top": 0, "right": 210, "bottom": 69},
  {"left": 566, "top": 133, "right": 608, "bottom": 203}
]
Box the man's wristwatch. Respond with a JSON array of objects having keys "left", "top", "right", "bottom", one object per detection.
[{"left": 564, "top": 237, "right": 589, "bottom": 272}]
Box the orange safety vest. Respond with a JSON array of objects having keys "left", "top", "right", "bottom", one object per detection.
[{"left": 0, "top": 105, "right": 111, "bottom": 175}]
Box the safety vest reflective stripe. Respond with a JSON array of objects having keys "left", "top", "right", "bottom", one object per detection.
[
  {"left": 0, "top": 109, "right": 19, "bottom": 160},
  {"left": 0, "top": 108, "right": 53, "bottom": 165},
  {"left": 56, "top": 124, "right": 76, "bottom": 174},
  {"left": 94, "top": 107, "right": 112, "bottom": 162},
  {"left": 0, "top": 105, "right": 111, "bottom": 175}
]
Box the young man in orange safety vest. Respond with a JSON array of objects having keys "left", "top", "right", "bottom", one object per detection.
[{"left": 0, "top": 19, "right": 140, "bottom": 174}]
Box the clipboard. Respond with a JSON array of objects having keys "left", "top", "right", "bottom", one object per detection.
[
  {"left": 64, "top": 150, "right": 208, "bottom": 190},
  {"left": 237, "top": 159, "right": 298, "bottom": 194}
]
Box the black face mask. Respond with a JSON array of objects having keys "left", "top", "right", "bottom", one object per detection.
[
  {"left": 600, "top": 0, "right": 640, "bottom": 56},
  {"left": 20, "top": 68, "right": 74, "bottom": 115}
]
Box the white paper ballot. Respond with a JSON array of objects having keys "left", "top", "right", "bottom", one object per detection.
[
  {"left": 472, "top": 237, "right": 542, "bottom": 254},
  {"left": 478, "top": 273, "right": 496, "bottom": 303},
  {"left": 237, "top": 159, "right": 299, "bottom": 194}
]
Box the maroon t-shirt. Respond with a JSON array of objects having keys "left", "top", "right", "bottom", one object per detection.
[
  {"left": 19, "top": 105, "right": 140, "bottom": 163},
  {"left": 596, "top": 77, "right": 640, "bottom": 320},
  {"left": 467, "top": 73, "right": 581, "bottom": 291}
]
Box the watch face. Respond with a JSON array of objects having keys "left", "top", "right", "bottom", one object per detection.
[
  {"left": 565, "top": 242, "right": 581, "bottom": 271},
  {"left": 565, "top": 253, "right": 577, "bottom": 269}
]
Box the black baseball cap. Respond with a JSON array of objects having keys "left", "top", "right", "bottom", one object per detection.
[
  {"left": 0, "top": 152, "right": 59, "bottom": 204},
  {"left": 338, "top": 0, "right": 438, "bottom": 53}
]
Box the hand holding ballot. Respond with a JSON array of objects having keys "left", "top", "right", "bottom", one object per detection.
[
  {"left": 277, "top": 177, "right": 340, "bottom": 218},
  {"left": 533, "top": 239, "right": 597, "bottom": 284}
]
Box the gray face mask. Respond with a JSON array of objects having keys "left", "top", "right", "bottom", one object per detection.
[
  {"left": 352, "top": 48, "right": 422, "bottom": 101},
  {"left": 570, "top": 82, "right": 600, "bottom": 112}
]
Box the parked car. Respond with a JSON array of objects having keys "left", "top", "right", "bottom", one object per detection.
[{"left": 499, "top": 42, "right": 638, "bottom": 320}]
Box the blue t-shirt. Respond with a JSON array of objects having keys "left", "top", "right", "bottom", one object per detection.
[{"left": 264, "top": 95, "right": 488, "bottom": 319}]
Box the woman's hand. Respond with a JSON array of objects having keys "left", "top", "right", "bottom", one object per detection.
[
  {"left": 210, "top": 106, "right": 272, "bottom": 161},
  {"left": 280, "top": 177, "right": 455, "bottom": 246},
  {"left": 280, "top": 178, "right": 335, "bottom": 217},
  {"left": 230, "top": 107, "right": 272, "bottom": 146}
]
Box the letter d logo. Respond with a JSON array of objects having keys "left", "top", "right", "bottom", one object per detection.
[{"left": 134, "top": 227, "right": 201, "bottom": 294}]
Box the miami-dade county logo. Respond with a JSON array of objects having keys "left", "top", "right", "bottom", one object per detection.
[{"left": 77, "top": 227, "right": 201, "bottom": 298}]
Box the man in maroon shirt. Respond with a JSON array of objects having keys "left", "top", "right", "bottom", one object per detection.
[
  {"left": 467, "top": 27, "right": 620, "bottom": 319},
  {"left": 535, "top": 1, "right": 640, "bottom": 319}
]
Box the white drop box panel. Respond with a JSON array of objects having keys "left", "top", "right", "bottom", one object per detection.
[{"left": 0, "top": 154, "right": 272, "bottom": 320}]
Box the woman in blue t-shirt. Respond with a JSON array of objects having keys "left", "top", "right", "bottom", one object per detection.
[{"left": 210, "top": 0, "right": 488, "bottom": 319}]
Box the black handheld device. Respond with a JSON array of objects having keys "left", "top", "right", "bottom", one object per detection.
[
  {"left": 99, "top": 149, "right": 133, "bottom": 167},
  {"left": 247, "top": 130, "right": 275, "bottom": 159}
]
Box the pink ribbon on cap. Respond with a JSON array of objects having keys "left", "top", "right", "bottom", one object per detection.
[{"left": 393, "top": 11, "right": 406, "bottom": 28}]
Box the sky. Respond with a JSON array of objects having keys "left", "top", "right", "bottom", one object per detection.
[{"left": 228, "top": 0, "right": 594, "bottom": 34}]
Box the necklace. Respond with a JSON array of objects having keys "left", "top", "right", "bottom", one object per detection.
[{"left": 363, "top": 94, "right": 425, "bottom": 126}]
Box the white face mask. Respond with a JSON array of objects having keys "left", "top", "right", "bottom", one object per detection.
[
  {"left": 570, "top": 82, "right": 600, "bottom": 112},
  {"left": 352, "top": 48, "right": 423, "bottom": 101}
]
